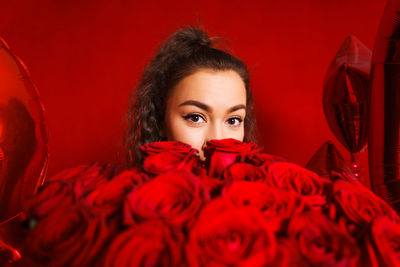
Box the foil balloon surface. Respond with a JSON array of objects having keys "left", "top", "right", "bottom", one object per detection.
[
  {"left": 306, "top": 141, "right": 355, "bottom": 182},
  {"left": 369, "top": 0, "right": 400, "bottom": 211},
  {"left": 322, "top": 35, "right": 371, "bottom": 154},
  {"left": 0, "top": 38, "right": 48, "bottom": 223}
]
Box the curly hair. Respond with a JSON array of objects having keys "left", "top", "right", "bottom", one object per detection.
[{"left": 124, "top": 26, "right": 257, "bottom": 167}]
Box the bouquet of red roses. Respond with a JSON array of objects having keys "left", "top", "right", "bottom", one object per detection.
[{"left": 19, "top": 139, "right": 400, "bottom": 266}]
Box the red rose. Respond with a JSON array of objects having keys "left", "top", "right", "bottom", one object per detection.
[
  {"left": 223, "top": 181, "right": 305, "bottom": 231},
  {"left": 204, "top": 138, "right": 262, "bottom": 178},
  {"left": 47, "top": 163, "right": 115, "bottom": 198},
  {"left": 205, "top": 138, "right": 261, "bottom": 153},
  {"left": 140, "top": 141, "right": 198, "bottom": 157},
  {"left": 124, "top": 170, "right": 210, "bottom": 228},
  {"left": 46, "top": 165, "right": 92, "bottom": 181},
  {"left": 103, "top": 220, "right": 185, "bottom": 267},
  {"left": 287, "top": 211, "right": 359, "bottom": 267},
  {"left": 277, "top": 240, "right": 308, "bottom": 266},
  {"left": 85, "top": 169, "right": 148, "bottom": 216},
  {"left": 198, "top": 174, "right": 227, "bottom": 199},
  {"left": 23, "top": 180, "right": 75, "bottom": 219},
  {"left": 223, "top": 162, "right": 266, "bottom": 182},
  {"left": 265, "top": 162, "right": 329, "bottom": 207},
  {"left": 370, "top": 216, "right": 400, "bottom": 267},
  {"left": 359, "top": 235, "right": 381, "bottom": 267},
  {"left": 333, "top": 180, "right": 399, "bottom": 226},
  {"left": 143, "top": 151, "right": 200, "bottom": 176},
  {"left": 186, "top": 198, "right": 277, "bottom": 267},
  {"left": 243, "top": 152, "right": 286, "bottom": 167},
  {"left": 272, "top": 244, "right": 292, "bottom": 267},
  {"left": 24, "top": 204, "right": 112, "bottom": 266}
]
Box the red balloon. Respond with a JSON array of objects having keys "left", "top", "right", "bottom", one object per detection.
[
  {"left": 306, "top": 141, "right": 355, "bottom": 182},
  {"left": 0, "top": 38, "right": 48, "bottom": 223},
  {"left": 369, "top": 0, "right": 400, "bottom": 211},
  {"left": 322, "top": 35, "right": 371, "bottom": 154}
]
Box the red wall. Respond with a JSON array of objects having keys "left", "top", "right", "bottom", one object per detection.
[{"left": 0, "top": 0, "right": 386, "bottom": 185}]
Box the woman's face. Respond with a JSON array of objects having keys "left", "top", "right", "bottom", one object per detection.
[{"left": 164, "top": 69, "right": 246, "bottom": 159}]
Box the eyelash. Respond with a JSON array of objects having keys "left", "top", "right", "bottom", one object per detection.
[
  {"left": 182, "top": 113, "right": 243, "bottom": 127},
  {"left": 182, "top": 113, "right": 206, "bottom": 125},
  {"left": 226, "top": 117, "right": 243, "bottom": 127}
]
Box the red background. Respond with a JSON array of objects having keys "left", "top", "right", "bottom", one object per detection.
[{"left": 0, "top": 0, "right": 386, "bottom": 186}]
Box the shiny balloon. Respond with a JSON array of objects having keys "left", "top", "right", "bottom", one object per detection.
[
  {"left": 0, "top": 217, "right": 22, "bottom": 265},
  {"left": 322, "top": 35, "right": 371, "bottom": 154},
  {"left": 306, "top": 141, "right": 355, "bottom": 182},
  {"left": 369, "top": 0, "right": 400, "bottom": 211},
  {"left": 0, "top": 38, "right": 48, "bottom": 223}
]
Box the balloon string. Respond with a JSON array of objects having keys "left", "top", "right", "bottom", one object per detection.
[{"left": 0, "top": 211, "right": 23, "bottom": 226}]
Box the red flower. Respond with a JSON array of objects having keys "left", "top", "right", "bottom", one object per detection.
[
  {"left": 205, "top": 138, "right": 260, "bottom": 153},
  {"left": 333, "top": 180, "right": 399, "bottom": 225},
  {"left": 198, "top": 174, "right": 227, "bottom": 199},
  {"left": 243, "top": 152, "right": 286, "bottom": 167},
  {"left": 287, "top": 211, "right": 359, "bottom": 267},
  {"left": 46, "top": 165, "right": 93, "bottom": 181},
  {"left": 24, "top": 204, "right": 112, "bottom": 267},
  {"left": 265, "top": 162, "right": 329, "bottom": 207},
  {"left": 124, "top": 170, "right": 210, "bottom": 228},
  {"left": 370, "top": 217, "right": 400, "bottom": 267},
  {"left": 143, "top": 151, "right": 200, "bottom": 176},
  {"left": 271, "top": 244, "right": 291, "bottom": 267},
  {"left": 204, "top": 138, "right": 262, "bottom": 178},
  {"left": 85, "top": 169, "right": 148, "bottom": 216},
  {"left": 223, "top": 181, "right": 305, "bottom": 231},
  {"left": 223, "top": 162, "right": 266, "bottom": 182},
  {"left": 186, "top": 198, "right": 277, "bottom": 267},
  {"left": 140, "top": 141, "right": 198, "bottom": 157},
  {"left": 103, "top": 220, "right": 185, "bottom": 267},
  {"left": 47, "top": 163, "right": 115, "bottom": 198},
  {"left": 23, "top": 180, "right": 75, "bottom": 219}
]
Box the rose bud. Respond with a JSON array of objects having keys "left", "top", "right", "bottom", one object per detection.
[
  {"left": 140, "top": 141, "right": 198, "bottom": 158},
  {"left": 204, "top": 138, "right": 262, "bottom": 178},
  {"left": 143, "top": 151, "right": 200, "bottom": 176}
]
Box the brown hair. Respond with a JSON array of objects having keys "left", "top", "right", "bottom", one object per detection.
[{"left": 124, "top": 27, "right": 256, "bottom": 167}]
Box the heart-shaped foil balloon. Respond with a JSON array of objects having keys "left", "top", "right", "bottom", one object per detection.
[
  {"left": 0, "top": 38, "right": 48, "bottom": 223},
  {"left": 323, "top": 35, "right": 371, "bottom": 154}
]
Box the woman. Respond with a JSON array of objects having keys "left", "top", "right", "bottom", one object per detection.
[{"left": 125, "top": 26, "right": 257, "bottom": 167}]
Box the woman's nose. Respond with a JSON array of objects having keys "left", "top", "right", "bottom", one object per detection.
[
  {"left": 200, "top": 125, "right": 223, "bottom": 158},
  {"left": 202, "top": 124, "right": 225, "bottom": 150},
  {"left": 208, "top": 123, "right": 225, "bottom": 141}
]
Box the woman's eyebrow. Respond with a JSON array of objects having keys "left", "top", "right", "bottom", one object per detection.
[
  {"left": 179, "top": 100, "right": 211, "bottom": 112},
  {"left": 178, "top": 101, "right": 246, "bottom": 113},
  {"left": 229, "top": 104, "right": 246, "bottom": 113}
]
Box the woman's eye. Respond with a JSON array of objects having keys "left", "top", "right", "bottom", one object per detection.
[
  {"left": 183, "top": 114, "right": 205, "bottom": 124},
  {"left": 226, "top": 117, "right": 242, "bottom": 127}
]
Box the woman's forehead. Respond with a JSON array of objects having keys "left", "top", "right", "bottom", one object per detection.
[{"left": 168, "top": 69, "right": 247, "bottom": 109}]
